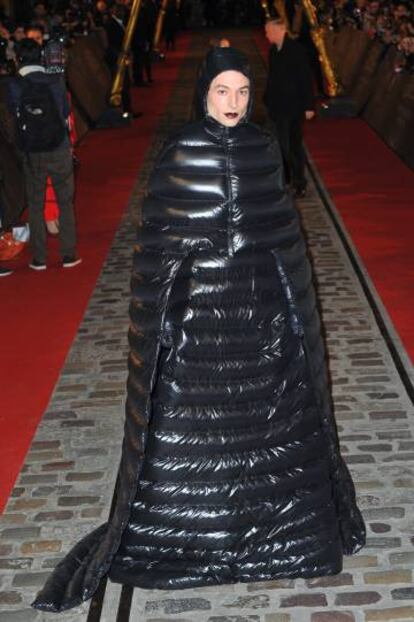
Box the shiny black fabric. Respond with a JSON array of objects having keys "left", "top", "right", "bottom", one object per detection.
[{"left": 32, "top": 113, "right": 365, "bottom": 613}]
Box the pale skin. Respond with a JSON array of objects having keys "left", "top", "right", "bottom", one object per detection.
[
  {"left": 206, "top": 70, "right": 250, "bottom": 127},
  {"left": 264, "top": 21, "right": 315, "bottom": 121}
]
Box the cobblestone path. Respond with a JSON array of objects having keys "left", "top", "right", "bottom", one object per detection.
[{"left": 0, "top": 31, "right": 413, "bottom": 622}]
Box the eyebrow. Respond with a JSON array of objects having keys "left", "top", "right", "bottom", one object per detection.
[{"left": 214, "top": 84, "right": 250, "bottom": 90}]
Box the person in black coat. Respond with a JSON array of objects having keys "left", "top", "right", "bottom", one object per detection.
[
  {"left": 163, "top": 0, "right": 178, "bottom": 50},
  {"left": 131, "top": 0, "right": 155, "bottom": 86},
  {"left": 263, "top": 17, "right": 315, "bottom": 198},
  {"left": 104, "top": 4, "right": 133, "bottom": 115},
  {"left": 32, "top": 46, "right": 365, "bottom": 613}
]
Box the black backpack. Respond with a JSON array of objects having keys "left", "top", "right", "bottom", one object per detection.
[{"left": 16, "top": 77, "right": 67, "bottom": 153}]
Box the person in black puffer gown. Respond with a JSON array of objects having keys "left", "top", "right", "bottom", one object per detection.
[{"left": 33, "top": 47, "right": 365, "bottom": 613}]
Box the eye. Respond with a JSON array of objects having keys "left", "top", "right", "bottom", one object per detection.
[{"left": 217, "top": 89, "right": 227, "bottom": 95}]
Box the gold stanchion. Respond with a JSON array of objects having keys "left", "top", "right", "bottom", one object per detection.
[
  {"left": 301, "top": 0, "right": 339, "bottom": 97},
  {"left": 153, "top": 0, "right": 169, "bottom": 55},
  {"left": 109, "top": 0, "right": 143, "bottom": 107}
]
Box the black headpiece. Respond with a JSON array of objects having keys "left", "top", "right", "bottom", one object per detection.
[{"left": 195, "top": 47, "right": 253, "bottom": 121}]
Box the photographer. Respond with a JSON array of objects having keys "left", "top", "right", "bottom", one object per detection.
[{"left": 5, "top": 38, "right": 81, "bottom": 270}]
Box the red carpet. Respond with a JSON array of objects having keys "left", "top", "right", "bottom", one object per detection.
[
  {"left": 305, "top": 118, "right": 414, "bottom": 364},
  {"left": 254, "top": 29, "right": 414, "bottom": 364},
  {"left": 0, "top": 34, "right": 190, "bottom": 512}
]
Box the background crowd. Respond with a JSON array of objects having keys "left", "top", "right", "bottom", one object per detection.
[
  {"left": 0, "top": 0, "right": 191, "bottom": 76},
  {"left": 320, "top": 0, "right": 414, "bottom": 72},
  {"left": 2, "top": 1, "right": 413, "bottom": 78}
]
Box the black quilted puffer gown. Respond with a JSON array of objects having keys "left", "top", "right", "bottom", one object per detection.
[{"left": 33, "top": 53, "right": 365, "bottom": 614}]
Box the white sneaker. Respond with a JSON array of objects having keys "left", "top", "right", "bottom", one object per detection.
[
  {"left": 62, "top": 256, "right": 82, "bottom": 268},
  {"left": 29, "top": 260, "right": 47, "bottom": 271}
]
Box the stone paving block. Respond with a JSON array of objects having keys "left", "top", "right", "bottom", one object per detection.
[
  {"left": 1, "top": 527, "right": 40, "bottom": 540},
  {"left": 364, "top": 607, "right": 414, "bottom": 620},
  {"left": 223, "top": 595, "right": 270, "bottom": 609},
  {"left": 335, "top": 591, "right": 382, "bottom": 605},
  {"left": 0, "top": 592, "right": 22, "bottom": 605},
  {"left": 363, "top": 570, "right": 412, "bottom": 584},
  {"left": 311, "top": 613, "right": 355, "bottom": 622},
  {"left": 0, "top": 558, "right": 33, "bottom": 570},
  {"left": 391, "top": 587, "right": 414, "bottom": 600},
  {"left": 343, "top": 556, "right": 378, "bottom": 569},
  {"left": 12, "top": 572, "right": 51, "bottom": 587},
  {"left": 388, "top": 552, "right": 414, "bottom": 565},
  {"left": 33, "top": 511, "right": 74, "bottom": 522},
  {"left": 247, "top": 580, "right": 295, "bottom": 591},
  {"left": 20, "top": 541, "right": 61, "bottom": 555},
  {"left": 40, "top": 556, "right": 63, "bottom": 569},
  {"left": 0, "top": 515, "right": 26, "bottom": 526},
  {"left": 305, "top": 573, "right": 354, "bottom": 588},
  {"left": 280, "top": 594, "right": 328, "bottom": 607},
  {"left": 369, "top": 523, "right": 391, "bottom": 533},
  {"left": 145, "top": 598, "right": 212, "bottom": 614},
  {"left": 0, "top": 609, "right": 39, "bottom": 621},
  {"left": 264, "top": 615, "right": 291, "bottom": 622},
  {"left": 0, "top": 545, "right": 12, "bottom": 557}
]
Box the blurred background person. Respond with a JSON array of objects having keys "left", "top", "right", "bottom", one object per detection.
[{"left": 263, "top": 18, "right": 315, "bottom": 199}]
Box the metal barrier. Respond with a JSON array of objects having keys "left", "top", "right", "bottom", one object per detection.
[
  {"left": 349, "top": 39, "right": 385, "bottom": 112},
  {"left": 327, "top": 27, "right": 414, "bottom": 169},
  {"left": 340, "top": 29, "right": 373, "bottom": 91},
  {"left": 380, "top": 72, "right": 414, "bottom": 170},
  {"left": 66, "top": 33, "right": 112, "bottom": 131}
]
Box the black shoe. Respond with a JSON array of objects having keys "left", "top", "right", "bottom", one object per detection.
[
  {"left": 62, "top": 256, "right": 82, "bottom": 268},
  {"left": 0, "top": 266, "right": 13, "bottom": 277},
  {"left": 29, "top": 259, "right": 47, "bottom": 271},
  {"left": 293, "top": 186, "right": 307, "bottom": 199},
  {"left": 134, "top": 81, "right": 150, "bottom": 87}
]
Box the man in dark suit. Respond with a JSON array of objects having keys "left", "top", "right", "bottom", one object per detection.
[
  {"left": 263, "top": 18, "right": 315, "bottom": 198},
  {"left": 105, "top": 4, "right": 133, "bottom": 115},
  {"left": 131, "top": 0, "right": 155, "bottom": 87}
]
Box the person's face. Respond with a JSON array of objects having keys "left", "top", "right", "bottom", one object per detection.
[
  {"left": 26, "top": 28, "right": 44, "bottom": 46},
  {"left": 0, "top": 24, "right": 10, "bottom": 39},
  {"left": 96, "top": 1, "right": 107, "bottom": 12},
  {"left": 220, "top": 38, "right": 230, "bottom": 47},
  {"left": 207, "top": 70, "right": 250, "bottom": 127},
  {"left": 394, "top": 4, "right": 408, "bottom": 19},
  {"left": 265, "top": 22, "right": 286, "bottom": 46},
  {"left": 13, "top": 26, "right": 26, "bottom": 41},
  {"left": 34, "top": 3, "right": 47, "bottom": 18},
  {"left": 368, "top": 1, "right": 379, "bottom": 14}
]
